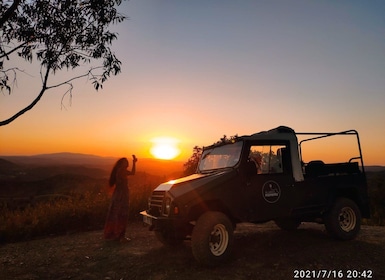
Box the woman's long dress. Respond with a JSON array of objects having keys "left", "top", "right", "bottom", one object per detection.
[{"left": 104, "top": 167, "right": 129, "bottom": 240}]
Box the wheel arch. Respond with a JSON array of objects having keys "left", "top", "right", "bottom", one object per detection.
[
  {"left": 187, "top": 200, "right": 236, "bottom": 224},
  {"left": 332, "top": 187, "right": 369, "bottom": 218}
]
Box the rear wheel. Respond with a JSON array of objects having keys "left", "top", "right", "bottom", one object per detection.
[
  {"left": 191, "top": 211, "right": 234, "bottom": 266},
  {"left": 324, "top": 198, "right": 361, "bottom": 240}
]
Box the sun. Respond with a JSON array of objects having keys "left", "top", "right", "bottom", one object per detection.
[{"left": 150, "top": 137, "right": 181, "bottom": 160}]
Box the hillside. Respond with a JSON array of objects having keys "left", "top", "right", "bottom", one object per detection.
[
  {"left": 0, "top": 153, "right": 184, "bottom": 207},
  {"left": 0, "top": 153, "right": 185, "bottom": 177},
  {"left": 0, "top": 154, "right": 384, "bottom": 278}
]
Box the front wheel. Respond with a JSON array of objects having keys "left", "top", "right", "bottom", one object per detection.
[
  {"left": 324, "top": 198, "right": 361, "bottom": 240},
  {"left": 191, "top": 211, "right": 234, "bottom": 266}
]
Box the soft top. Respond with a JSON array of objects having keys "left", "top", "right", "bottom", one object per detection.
[
  {"left": 245, "top": 126, "right": 296, "bottom": 141},
  {"left": 242, "top": 126, "right": 303, "bottom": 181}
]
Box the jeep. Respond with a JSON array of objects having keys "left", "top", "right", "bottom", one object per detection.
[{"left": 140, "top": 126, "right": 370, "bottom": 266}]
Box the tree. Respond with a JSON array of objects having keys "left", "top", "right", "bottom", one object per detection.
[
  {"left": 182, "top": 134, "right": 238, "bottom": 176},
  {"left": 183, "top": 146, "right": 202, "bottom": 176},
  {"left": 214, "top": 134, "right": 238, "bottom": 145},
  {"left": 0, "top": 0, "right": 126, "bottom": 126}
]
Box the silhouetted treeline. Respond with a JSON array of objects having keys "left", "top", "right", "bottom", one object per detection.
[{"left": 366, "top": 171, "right": 385, "bottom": 226}]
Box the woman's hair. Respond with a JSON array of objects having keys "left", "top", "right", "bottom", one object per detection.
[{"left": 109, "top": 158, "right": 128, "bottom": 186}]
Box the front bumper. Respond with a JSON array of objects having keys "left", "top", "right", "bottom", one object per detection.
[
  {"left": 140, "top": 210, "right": 189, "bottom": 234},
  {"left": 140, "top": 211, "right": 157, "bottom": 227}
]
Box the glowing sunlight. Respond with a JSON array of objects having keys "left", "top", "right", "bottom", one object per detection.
[{"left": 150, "top": 137, "right": 181, "bottom": 160}]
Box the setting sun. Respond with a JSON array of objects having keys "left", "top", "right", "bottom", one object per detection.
[{"left": 150, "top": 137, "right": 181, "bottom": 160}]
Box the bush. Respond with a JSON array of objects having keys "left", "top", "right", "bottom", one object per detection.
[
  {"left": 366, "top": 171, "right": 385, "bottom": 226},
  {"left": 0, "top": 192, "right": 110, "bottom": 243},
  {"left": 0, "top": 173, "right": 164, "bottom": 243},
  {"left": 1, "top": 171, "right": 383, "bottom": 244}
]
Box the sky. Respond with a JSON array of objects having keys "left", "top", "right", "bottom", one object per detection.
[{"left": 1, "top": 0, "right": 385, "bottom": 165}]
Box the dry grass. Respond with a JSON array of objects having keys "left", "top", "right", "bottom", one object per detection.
[
  {"left": 0, "top": 173, "right": 162, "bottom": 243},
  {"left": 1, "top": 171, "right": 383, "bottom": 244}
]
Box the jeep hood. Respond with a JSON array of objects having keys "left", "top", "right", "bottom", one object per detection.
[{"left": 154, "top": 170, "right": 235, "bottom": 199}]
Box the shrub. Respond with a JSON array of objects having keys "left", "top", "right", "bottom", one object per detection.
[
  {"left": 1, "top": 171, "right": 383, "bottom": 244},
  {"left": 0, "top": 173, "right": 163, "bottom": 243},
  {"left": 0, "top": 192, "right": 110, "bottom": 243},
  {"left": 366, "top": 171, "right": 385, "bottom": 226}
]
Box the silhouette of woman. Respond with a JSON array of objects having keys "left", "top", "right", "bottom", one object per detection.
[{"left": 104, "top": 155, "right": 137, "bottom": 242}]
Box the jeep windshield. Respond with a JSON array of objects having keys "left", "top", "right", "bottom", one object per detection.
[{"left": 198, "top": 141, "right": 243, "bottom": 172}]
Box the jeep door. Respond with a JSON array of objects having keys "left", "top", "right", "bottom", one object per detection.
[{"left": 243, "top": 143, "right": 295, "bottom": 222}]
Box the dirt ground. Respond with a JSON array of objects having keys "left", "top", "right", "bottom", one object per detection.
[{"left": 1, "top": 221, "right": 384, "bottom": 280}]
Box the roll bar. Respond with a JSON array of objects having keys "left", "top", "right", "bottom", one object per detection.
[{"left": 296, "top": 130, "right": 365, "bottom": 174}]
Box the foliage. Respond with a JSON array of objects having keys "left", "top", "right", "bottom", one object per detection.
[
  {"left": 0, "top": 0, "right": 126, "bottom": 125},
  {"left": 183, "top": 146, "right": 202, "bottom": 176},
  {"left": 0, "top": 172, "right": 163, "bottom": 243},
  {"left": 183, "top": 135, "right": 240, "bottom": 176},
  {"left": 213, "top": 134, "right": 239, "bottom": 146},
  {"left": 0, "top": 192, "right": 110, "bottom": 243},
  {"left": 365, "top": 171, "right": 385, "bottom": 226}
]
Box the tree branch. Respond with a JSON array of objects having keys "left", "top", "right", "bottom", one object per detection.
[
  {"left": 0, "top": 65, "right": 50, "bottom": 126},
  {"left": 0, "top": 41, "right": 30, "bottom": 60},
  {"left": 45, "top": 67, "right": 102, "bottom": 90},
  {"left": 60, "top": 82, "right": 74, "bottom": 110},
  {"left": 0, "top": 0, "right": 21, "bottom": 28},
  {"left": 0, "top": 0, "right": 125, "bottom": 125}
]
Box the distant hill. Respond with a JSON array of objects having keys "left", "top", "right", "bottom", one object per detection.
[
  {"left": 0, "top": 153, "right": 116, "bottom": 169},
  {"left": 0, "top": 153, "right": 185, "bottom": 177},
  {"left": 0, "top": 153, "right": 185, "bottom": 199},
  {"left": 0, "top": 158, "right": 21, "bottom": 173},
  {"left": 366, "top": 166, "right": 385, "bottom": 172}
]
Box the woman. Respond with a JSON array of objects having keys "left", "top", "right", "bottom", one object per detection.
[{"left": 104, "top": 155, "right": 137, "bottom": 242}]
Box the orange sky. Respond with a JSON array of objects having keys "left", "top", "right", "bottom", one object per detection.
[{"left": 1, "top": 0, "right": 385, "bottom": 165}]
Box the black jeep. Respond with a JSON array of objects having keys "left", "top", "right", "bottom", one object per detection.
[{"left": 141, "top": 126, "right": 370, "bottom": 266}]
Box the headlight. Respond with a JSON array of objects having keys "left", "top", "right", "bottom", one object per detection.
[
  {"left": 163, "top": 193, "right": 179, "bottom": 216},
  {"left": 164, "top": 196, "right": 172, "bottom": 216},
  {"left": 147, "top": 197, "right": 151, "bottom": 210}
]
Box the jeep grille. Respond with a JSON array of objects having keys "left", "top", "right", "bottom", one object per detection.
[{"left": 149, "top": 190, "right": 165, "bottom": 216}]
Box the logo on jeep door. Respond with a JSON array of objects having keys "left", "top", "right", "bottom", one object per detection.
[{"left": 262, "top": 180, "right": 281, "bottom": 203}]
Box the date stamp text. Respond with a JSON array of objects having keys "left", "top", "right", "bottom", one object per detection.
[{"left": 293, "top": 269, "right": 373, "bottom": 279}]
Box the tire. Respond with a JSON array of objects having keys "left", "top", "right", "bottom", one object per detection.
[
  {"left": 155, "top": 230, "right": 184, "bottom": 246},
  {"left": 324, "top": 198, "right": 361, "bottom": 240},
  {"left": 275, "top": 218, "right": 301, "bottom": 231},
  {"left": 191, "top": 211, "right": 234, "bottom": 266}
]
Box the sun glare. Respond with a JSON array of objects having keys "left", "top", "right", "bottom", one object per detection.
[{"left": 150, "top": 137, "right": 181, "bottom": 160}]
